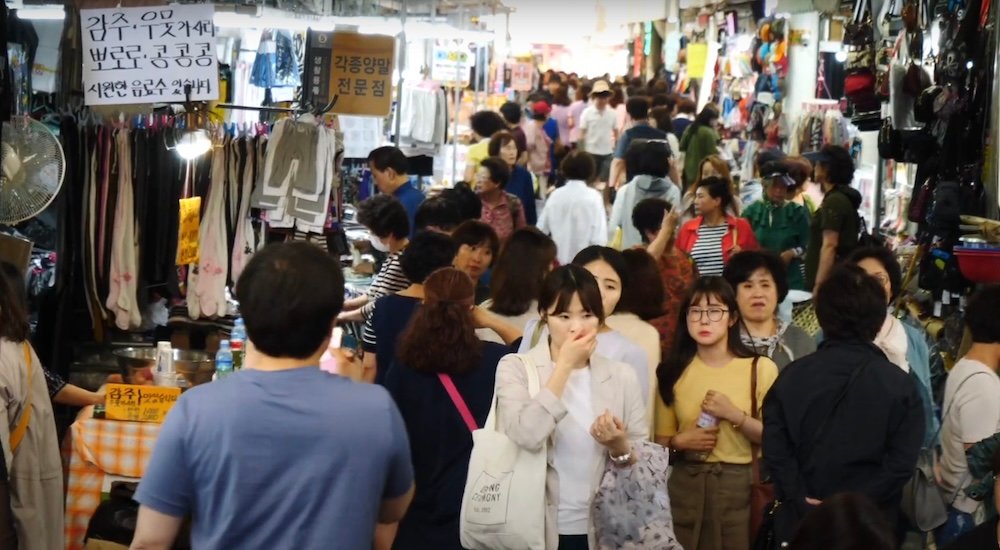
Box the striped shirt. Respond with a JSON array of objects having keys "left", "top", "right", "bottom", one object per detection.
[
  {"left": 689, "top": 224, "right": 728, "bottom": 276},
  {"left": 359, "top": 251, "right": 410, "bottom": 321}
]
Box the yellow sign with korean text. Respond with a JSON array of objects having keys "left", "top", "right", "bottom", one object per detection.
[
  {"left": 104, "top": 384, "right": 181, "bottom": 423},
  {"left": 176, "top": 196, "right": 200, "bottom": 265},
  {"left": 330, "top": 32, "right": 396, "bottom": 117}
]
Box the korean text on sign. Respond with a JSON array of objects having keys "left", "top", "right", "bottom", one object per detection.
[
  {"left": 104, "top": 383, "right": 181, "bottom": 423},
  {"left": 80, "top": 4, "right": 219, "bottom": 106},
  {"left": 329, "top": 32, "right": 396, "bottom": 117}
]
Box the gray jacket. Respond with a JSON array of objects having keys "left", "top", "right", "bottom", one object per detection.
[
  {"left": 609, "top": 176, "right": 682, "bottom": 249},
  {"left": 495, "top": 342, "right": 648, "bottom": 549}
]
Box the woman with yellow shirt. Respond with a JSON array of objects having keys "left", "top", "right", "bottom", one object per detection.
[{"left": 654, "top": 276, "right": 778, "bottom": 550}]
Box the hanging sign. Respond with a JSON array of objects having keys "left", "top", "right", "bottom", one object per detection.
[
  {"left": 176, "top": 197, "right": 201, "bottom": 266},
  {"left": 431, "top": 46, "right": 475, "bottom": 85},
  {"left": 328, "top": 32, "right": 396, "bottom": 117},
  {"left": 104, "top": 383, "right": 181, "bottom": 423},
  {"left": 510, "top": 62, "right": 533, "bottom": 92},
  {"left": 80, "top": 4, "right": 219, "bottom": 106}
]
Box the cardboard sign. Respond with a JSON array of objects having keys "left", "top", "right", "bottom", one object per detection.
[
  {"left": 80, "top": 4, "right": 219, "bottom": 105},
  {"left": 104, "top": 384, "right": 180, "bottom": 423},
  {"left": 176, "top": 197, "right": 200, "bottom": 265},
  {"left": 329, "top": 32, "right": 395, "bottom": 117},
  {"left": 510, "top": 62, "right": 533, "bottom": 92}
]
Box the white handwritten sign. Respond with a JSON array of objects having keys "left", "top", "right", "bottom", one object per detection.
[{"left": 81, "top": 4, "right": 219, "bottom": 105}]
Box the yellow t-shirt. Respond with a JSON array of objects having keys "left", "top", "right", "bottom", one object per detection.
[
  {"left": 465, "top": 140, "right": 491, "bottom": 174},
  {"left": 655, "top": 356, "right": 778, "bottom": 464}
]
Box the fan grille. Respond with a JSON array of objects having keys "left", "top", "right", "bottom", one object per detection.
[{"left": 1, "top": 118, "right": 66, "bottom": 224}]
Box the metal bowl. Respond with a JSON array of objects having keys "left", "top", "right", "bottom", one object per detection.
[{"left": 113, "top": 348, "right": 215, "bottom": 387}]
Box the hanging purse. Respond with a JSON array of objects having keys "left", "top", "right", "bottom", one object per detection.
[{"left": 878, "top": 117, "right": 903, "bottom": 160}]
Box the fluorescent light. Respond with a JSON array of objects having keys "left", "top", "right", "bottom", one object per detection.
[
  {"left": 175, "top": 130, "right": 212, "bottom": 160},
  {"left": 17, "top": 6, "right": 65, "bottom": 20}
]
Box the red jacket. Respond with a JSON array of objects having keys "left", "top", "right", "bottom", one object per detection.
[{"left": 676, "top": 215, "right": 759, "bottom": 263}]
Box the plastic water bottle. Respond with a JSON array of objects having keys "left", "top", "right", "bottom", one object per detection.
[
  {"left": 689, "top": 411, "right": 719, "bottom": 462},
  {"left": 215, "top": 340, "right": 234, "bottom": 380},
  {"left": 155, "top": 341, "right": 174, "bottom": 374},
  {"left": 230, "top": 319, "right": 246, "bottom": 370}
]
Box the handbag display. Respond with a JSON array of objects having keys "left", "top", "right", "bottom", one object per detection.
[
  {"left": 748, "top": 357, "right": 773, "bottom": 541},
  {"left": 460, "top": 354, "right": 547, "bottom": 550}
]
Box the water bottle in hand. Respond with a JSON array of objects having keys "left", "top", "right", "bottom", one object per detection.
[{"left": 690, "top": 411, "right": 719, "bottom": 462}]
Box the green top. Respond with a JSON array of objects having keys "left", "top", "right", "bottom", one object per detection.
[
  {"left": 679, "top": 124, "right": 720, "bottom": 187},
  {"left": 742, "top": 199, "right": 812, "bottom": 290},
  {"left": 804, "top": 188, "right": 860, "bottom": 289}
]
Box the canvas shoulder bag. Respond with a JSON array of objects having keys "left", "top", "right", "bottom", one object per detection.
[{"left": 460, "top": 354, "right": 547, "bottom": 550}]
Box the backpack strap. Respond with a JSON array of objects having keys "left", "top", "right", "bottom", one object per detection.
[{"left": 10, "top": 343, "right": 34, "bottom": 453}]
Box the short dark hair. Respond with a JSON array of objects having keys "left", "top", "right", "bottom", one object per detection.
[
  {"left": 357, "top": 194, "right": 409, "bottom": 239},
  {"left": 964, "top": 285, "right": 1000, "bottom": 344},
  {"left": 626, "top": 97, "right": 650, "bottom": 120},
  {"left": 572, "top": 246, "right": 630, "bottom": 289},
  {"left": 478, "top": 157, "right": 511, "bottom": 189},
  {"left": 440, "top": 183, "right": 482, "bottom": 222},
  {"left": 649, "top": 106, "right": 674, "bottom": 134},
  {"left": 499, "top": 101, "right": 522, "bottom": 125},
  {"left": 414, "top": 196, "right": 462, "bottom": 232},
  {"left": 367, "top": 146, "right": 408, "bottom": 174},
  {"left": 488, "top": 131, "right": 517, "bottom": 156},
  {"left": 790, "top": 493, "right": 896, "bottom": 550},
  {"left": 575, "top": 82, "right": 593, "bottom": 101},
  {"left": 696, "top": 176, "right": 735, "bottom": 213},
  {"left": 470, "top": 110, "right": 507, "bottom": 139},
  {"left": 723, "top": 250, "right": 790, "bottom": 304},
  {"left": 397, "top": 268, "right": 481, "bottom": 375},
  {"left": 560, "top": 150, "right": 596, "bottom": 182},
  {"left": 815, "top": 264, "right": 887, "bottom": 342},
  {"left": 452, "top": 220, "right": 500, "bottom": 263},
  {"left": 624, "top": 140, "right": 646, "bottom": 181},
  {"left": 755, "top": 148, "right": 786, "bottom": 173},
  {"left": 235, "top": 242, "right": 344, "bottom": 359},
  {"left": 400, "top": 231, "right": 457, "bottom": 283},
  {"left": 539, "top": 265, "right": 606, "bottom": 324},
  {"left": 490, "top": 228, "right": 557, "bottom": 316},
  {"left": 651, "top": 93, "right": 673, "bottom": 109},
  {"left": 677, "top": 99, "right": 697, "bottom": 114},
  {"left": 849, "top": 246, "right": 903, "bottom": 301},
  {"left": 0, "top": 261, "right": 30, "bottom": 342},
  {"left": 619, "top": 249, "right": 664, "bottom": 320},
  {"left": 632, "top": 198, "right": 672, "bottom": 243},
  {"left": 637, "top": 140, "right": 672, "bottom": 178},
  {"left": 818, "top": 145, "right": 856, "bottom": 185}
]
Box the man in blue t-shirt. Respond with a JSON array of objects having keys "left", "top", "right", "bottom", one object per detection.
[
  {"left": 368, "top": 146, "right": 426, "bottom": 236},
  {"left": 610, "top": 97, "right": 667, "bottom": 189},
  {"left": 131, "top": 242, "right": 415, "bottom": 550}
]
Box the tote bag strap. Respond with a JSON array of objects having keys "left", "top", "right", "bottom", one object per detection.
[
  {"left": 483, "top": 353, "right": 543, "bottom": 432},
  {"left": 439, "top": 373, "right": 479, "bottom": 433},
  {"left": 749, "top": 357, "right": 764, "bottom": 484},
  {"left": 10, "top": 343, "right": 34, "bottom": 454}
]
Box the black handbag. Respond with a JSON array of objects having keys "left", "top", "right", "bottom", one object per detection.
[{"left": 878, "top": 118, "right": 902, "bottom": 160}]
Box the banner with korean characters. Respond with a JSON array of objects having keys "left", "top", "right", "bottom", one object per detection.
[
  {"left": 80, "top": 4, "right": 219, "bottom": 105},
  {"left": 329, "top": 32, "right": 396, "bottom": 117}
]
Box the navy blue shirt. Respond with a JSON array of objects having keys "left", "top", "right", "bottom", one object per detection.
[
  {"left": 365, "top": 294, "right": 421, "bottom": 385},
  {"left": 393, "top": 181, "right": 426, "bottom": 236},
  {"left": 614, "top": 121, "right": 668, "bottom": 159},
  {"left": 134, "top": 367, "right": 414, "bottom": 549},
  {"left": 384, "top": 342, "right": 513, "bottom": 550},
  {"left": 673, "top": 117, "right": 693, "bottom": 141},
  {"left": 507, "top": 165, "right": 537, "bottom": 225}
]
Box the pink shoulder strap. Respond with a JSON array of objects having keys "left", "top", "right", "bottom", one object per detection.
[{"left": 438, "top": 373, "right": 478, "bottom": 432}]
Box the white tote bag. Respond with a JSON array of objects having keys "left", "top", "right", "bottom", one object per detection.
[{"left": 460, "top": 355, "right": 548, "bottom": 550}]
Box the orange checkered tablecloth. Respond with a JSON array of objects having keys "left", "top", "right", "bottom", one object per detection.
[{"left": 64, "top": 406, "right": 162, "bottom": 550}]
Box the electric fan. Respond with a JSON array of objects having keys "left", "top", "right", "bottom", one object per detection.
[{"left": 1, "top": 116, "right": 66, "bottom": 224}]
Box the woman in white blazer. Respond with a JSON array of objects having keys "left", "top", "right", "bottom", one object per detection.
[{"left": 495, "top": 265, "right": 647, "bottom": 550}]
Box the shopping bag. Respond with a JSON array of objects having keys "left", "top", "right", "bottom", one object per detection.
[{"left": 460, "top": 355, "right": 547, "bottom": 550}]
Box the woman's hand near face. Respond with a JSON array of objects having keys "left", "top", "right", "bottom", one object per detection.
[{"left": 555, "top": 328, "right": 597, "bottom": 371}]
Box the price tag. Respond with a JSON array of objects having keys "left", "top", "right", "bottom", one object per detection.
[
  {"left": 104, "top": 383, "right": 181, "bottom": 423},
  {"left": 176, "top": 197, "right": 201, "bottom": 265}
]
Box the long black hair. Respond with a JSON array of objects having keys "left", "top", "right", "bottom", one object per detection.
[
  {"left": 690, "top": 105, "right": 720, "bottom": 133},
  {"left": 656, "top": 276, "right": 756, "bottom": 406}
]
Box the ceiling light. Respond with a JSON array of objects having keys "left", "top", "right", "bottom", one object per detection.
[
  {"left": 175, "top": 130, "right": 212, "bottom": 160},
  {"left": 17, "top": 6, "right": 65, "bottom": 20}
]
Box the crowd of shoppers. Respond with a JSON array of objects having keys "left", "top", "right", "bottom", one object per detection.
[{"left": 8, "top": 72, "right": 1000, "bottom": 550}]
